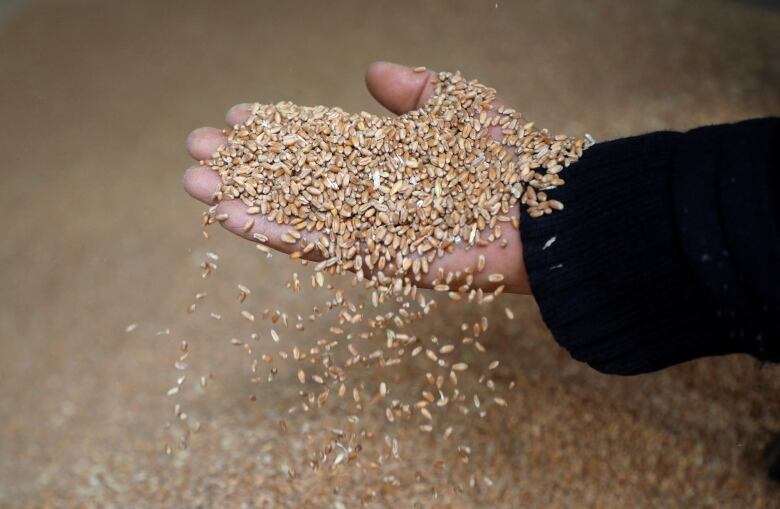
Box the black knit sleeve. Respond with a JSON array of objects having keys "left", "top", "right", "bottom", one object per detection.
[{"left": 520, "top": 118, "right": 780, "bottom": 375}]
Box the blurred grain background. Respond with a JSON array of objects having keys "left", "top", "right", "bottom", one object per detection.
[{"left": 0, "top": 0, "right": 779, "bottom": 507}]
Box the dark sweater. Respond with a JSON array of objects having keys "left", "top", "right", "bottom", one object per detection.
[{"left": 520, "top": 118, "right": 780, "bottom": 375}]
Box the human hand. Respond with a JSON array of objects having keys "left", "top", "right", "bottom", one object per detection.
[{"left": 183, "top": 62, "right": 531, "bottom": 294}]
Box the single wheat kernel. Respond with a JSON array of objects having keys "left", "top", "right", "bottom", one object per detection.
[{"left": 487, "top": 273, "right": 504, "bottom": 283}]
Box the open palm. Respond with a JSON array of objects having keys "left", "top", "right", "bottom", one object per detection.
[{"left": 183, "top": 62, "right": 530, "bottom": 294}]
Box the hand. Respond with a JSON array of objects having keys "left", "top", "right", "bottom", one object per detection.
[{"left": 183, "top": 62, "right": 531, "bottom": 294}]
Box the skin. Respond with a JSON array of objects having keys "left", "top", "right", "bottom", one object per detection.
[{"left": 183, "top": 61, "right": 531, "bottom": 294}]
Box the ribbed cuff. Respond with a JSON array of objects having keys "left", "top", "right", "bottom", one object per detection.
[
  {"left": 521, "top": 133, "right": 741, "bottom": 375},
  {"left": 674, "top": 119, "right": 780, "bottom": 362}
]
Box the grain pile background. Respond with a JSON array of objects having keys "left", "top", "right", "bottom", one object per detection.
[{"left": 1, "top": 0, "right": 779, "bottom": 507}]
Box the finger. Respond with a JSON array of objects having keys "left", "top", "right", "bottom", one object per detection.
[
  {"left": 226, "top": 103, "right": 252, "bottom": 127},
  {"left": 365, "top": 61, "right": 435, "bottom": 115},
  {"left": 365, "top": 62, "right": 511, "bottom": 145},
  {"left": 186, "top": 127, "right": 227, "bottom": 161},
  {"left": 183, "top": 165, "right": 222, "bottom": 205},
  {"left": 215, "top": 200, "right": 325, "bottom": 260}
]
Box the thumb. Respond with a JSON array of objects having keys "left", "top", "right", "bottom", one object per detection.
[{"left": 365, "top": 61, "right": 435, "bottom": 115}]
